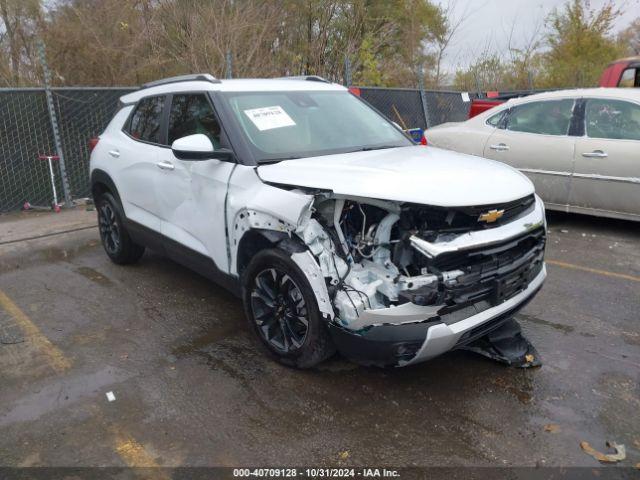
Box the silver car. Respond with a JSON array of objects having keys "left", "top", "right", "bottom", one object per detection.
[{"left": 425, "top": 88, "right": 640, "bottom": 222}]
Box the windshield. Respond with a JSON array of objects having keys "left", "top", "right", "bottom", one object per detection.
[{"left": 219, "top": 90, "right": 412, "bottom": 162}]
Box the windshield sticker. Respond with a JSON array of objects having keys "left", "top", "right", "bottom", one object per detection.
[{"left": 244, "top": 106, "right": 296, "bottom": 131}]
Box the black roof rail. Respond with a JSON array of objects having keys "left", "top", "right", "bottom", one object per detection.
[
  {"left": 279, "top": 75, "right": 331, "bottom": 83},
  {"left": 141, "top": 74, "right": 221, "bottom": 89}
]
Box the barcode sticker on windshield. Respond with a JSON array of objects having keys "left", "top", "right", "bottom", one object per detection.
[{"left": 244, "top": 106, "right": 296, "bottom": 131}]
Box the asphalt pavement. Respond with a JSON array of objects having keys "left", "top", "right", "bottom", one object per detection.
[{"left": 0, "top": 207, "right": 638, "bottom": 469}]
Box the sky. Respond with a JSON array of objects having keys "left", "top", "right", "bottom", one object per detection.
[{"left": 433, "top": 0, "right": 640, "bottom": 72}]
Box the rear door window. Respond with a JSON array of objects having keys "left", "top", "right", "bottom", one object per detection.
[
  {"left": 585, "top": 98, "right": 640, "bottom": 140},
  {"left": 618, "top": 68, "right": 639, "bottom": 88},
  {"left": 506, "top": 99, "right": 575, "bottom": 136},
  {"left": 126, "top": 96, "right": 165, "bottom": 144},
  {"left": 167, "top": 94, "right": 221, "bottom": 148}
]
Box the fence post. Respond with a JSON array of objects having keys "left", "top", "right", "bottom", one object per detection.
[
  {"left": 473, "top": 72, "right": 482, "bottom": 98},
  {"left": 225, "top": 50, "right": 233, "bottom": 79},
  {"left": 37, "top": 39, "right": 72, "bottom": 208},
  {"left": 417, "top": 63, "right": 431, "bottom": 129},
  {"left": 344, "top": 56, "right": 352, "bottom": 87}
]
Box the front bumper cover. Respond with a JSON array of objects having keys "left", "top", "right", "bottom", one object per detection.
[{"left": 329, "top": 265, "right": 546, "bottom": 367}]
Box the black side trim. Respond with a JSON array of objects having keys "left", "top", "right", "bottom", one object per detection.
[
  {"left": 123, "top": 218, "right": 241, "bottom": 298},
  {"left": 122, "top": 218, "right": 165, "bottom": 254}
]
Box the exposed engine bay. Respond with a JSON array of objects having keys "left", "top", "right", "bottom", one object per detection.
[{"left": 293, "top": 192, "right": 545, "bottom": 332}]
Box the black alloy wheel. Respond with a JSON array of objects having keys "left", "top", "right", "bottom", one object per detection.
[
  {"left": 250, "top": 268, "right": 309, "bottom": 353},
  {"left": 98, "top": 202, "right": 121, "bottom": 256}
]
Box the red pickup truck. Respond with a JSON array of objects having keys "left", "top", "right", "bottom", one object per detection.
[{"left": 467, "top": 56, "right": 640, "bottom": 118}]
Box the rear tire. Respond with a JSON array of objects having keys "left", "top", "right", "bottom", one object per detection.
[
  {"left": 96, "top": 192, "right": 145, "bottom": 265},
  {"left": 242, "top": 248, "right": 335, "bottom": 368}
]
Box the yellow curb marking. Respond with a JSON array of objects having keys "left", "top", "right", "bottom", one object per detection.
[
  {"left": 0, "top": 289, "right": 71, "bottom": 372},
  {"left": 113, "top": 430, "right": 170, "bottom": 479},
  {"left": 546, "top": 259, "right": 640, "bottom": 283}
]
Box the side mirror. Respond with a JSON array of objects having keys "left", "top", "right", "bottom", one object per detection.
[
  {"left": 171, "top": 134, "right": 234, "bottom": 161},
  {"left": 171, "top": 134, "right": 214, "bottom": 160}
]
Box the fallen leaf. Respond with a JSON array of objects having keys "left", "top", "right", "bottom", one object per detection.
[
  {"left": 580, "top": 441, "right": 626, "bottom": 463},
  {"left": 338, "top": 451, "right": 349, "bottom": 461},
  {"left": 525, "top": 354, "right": 535, "bottom": 363},
  {"left": 544, "top": 424, "right": 560, "bottom": 433}
]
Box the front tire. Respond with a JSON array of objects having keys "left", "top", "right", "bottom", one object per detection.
[
  {"left": 96, "top": 192, "right": 145, "bottom": 265},
  {"left": 242, "top": 249, "right": 335, "bottom": 368}
]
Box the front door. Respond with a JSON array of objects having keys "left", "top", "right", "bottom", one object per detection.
[
  {"left": 155, "top": 93, "right": 236, "bottom": 272},
  {"left": 570, "top": 97, "right": 640, "bottom": 217},
  {"left": 483, "top": 98, "right": 577, "bottom": 207}
]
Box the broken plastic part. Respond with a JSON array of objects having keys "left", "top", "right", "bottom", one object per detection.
[
  {"left": 459, "top": 318, "right": 541, "bottom": 368},
  {"left": 290, "top": 251, "right": 335, "bottom": 319}
]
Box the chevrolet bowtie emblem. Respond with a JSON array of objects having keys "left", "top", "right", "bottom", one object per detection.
[{"left": 478, "top": 209, "right": 505, "bottom": 223}]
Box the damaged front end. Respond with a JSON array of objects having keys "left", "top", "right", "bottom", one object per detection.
[{"left": 235, "top": 180, "right": 547, "bottom": 367}]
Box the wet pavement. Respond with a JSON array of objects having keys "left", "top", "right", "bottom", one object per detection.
[{"left": 0, "top": 210, "right": 638, "bottom": 468}]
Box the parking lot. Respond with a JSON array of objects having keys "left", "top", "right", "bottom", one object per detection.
[{"left": 0, "top": 208, "right": 638, "bottom": 468}]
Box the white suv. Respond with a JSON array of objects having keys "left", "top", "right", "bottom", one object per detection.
[{"left": 90, "top": 74, "right": 547, "bottom": 368}]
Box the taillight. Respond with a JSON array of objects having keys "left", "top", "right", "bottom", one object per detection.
[
  {"left": 89, "top": 137, "right": 99, "bottom": 152},
  {"left": 421, "top": 134, "right": 428, "bottom": 146},
  {"left": 348, "top": 86, "right": 361, "bottom": 97}
]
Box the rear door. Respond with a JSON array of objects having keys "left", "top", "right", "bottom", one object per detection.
[
  {"left": 483, "top": 98, "right": 577, "bottom": 207},
  {"left": 569, "top": 97, "right": 640, "bottom": 217},
  {"left": 155, "top": 92, "right": 236, "bottom": 272},
  {"left": 116, "top": 95, "right": 167, "bottom": 233}
]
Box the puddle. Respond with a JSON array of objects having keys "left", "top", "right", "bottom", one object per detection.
[
  {"left": 517, "top": 312, "right": 575, "bottom": 334},
  {"left": 0, "top": 366, "right": 131, "bottom": 426},
  {"left": 75, "top": 266, "right": 114, "bottom": 287},
  {"left": 490, "top": 374, "right": 534, "bottom": 404},
  {"left": 172, "top": 323, "right": 241, "bottom": 357}
]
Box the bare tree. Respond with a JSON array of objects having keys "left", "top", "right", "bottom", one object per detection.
[
  {"left": 430, "top": 0, "right": 475, "bottom": 88},
  {"left": 0, "top": 0, "right": 41, "bottom": 86}
]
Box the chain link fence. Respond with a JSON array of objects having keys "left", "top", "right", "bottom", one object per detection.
[
  {"left": 1, "top": 85, "right": 477, "bottom": 213},
  {"left": 0, "top": 88, "right": 134, "bottom": 213},
  {"left": 357, "top": 87, "right": 478, "bottom": 130}
]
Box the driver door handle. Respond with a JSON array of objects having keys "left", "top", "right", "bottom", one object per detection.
[
  {"left": 582, "top": 150, "right": 608, "bottom": 158},
  {"left": 156, "top": 160, "right": 175, "bottom": 171},
  {"left": 490, "top": 143, "right": 510, "bottom": 151}
]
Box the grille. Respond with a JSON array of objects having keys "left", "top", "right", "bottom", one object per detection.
[
  {"left": 435, "top": 228, "right": 545, "bottom": 322},
  {"left": 405, "top": 194, "right": 536, "bottom": 237}
]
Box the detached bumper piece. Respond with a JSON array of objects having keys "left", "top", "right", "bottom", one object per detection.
[{"left": 458, "top": 317, "right": 541, "bottom": 368}]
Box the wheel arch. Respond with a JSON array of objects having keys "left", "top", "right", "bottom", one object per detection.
[
  {"left": 90, "top": 169, "right": 121, "bottom": 206},
  {"left": 236, "top": 228, "right": 335, "bottom": 319},
  {"left": 236, "top": 229, "right": 305, "bottom": 279}
]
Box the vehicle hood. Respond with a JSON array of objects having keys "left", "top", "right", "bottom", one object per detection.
[{"left": 257, "top": 146, "right": 534, "bottom": 207}]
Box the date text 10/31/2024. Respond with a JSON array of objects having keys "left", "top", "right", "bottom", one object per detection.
[{"left": 233, "top": 468, "right": 401, "bottom": 478}]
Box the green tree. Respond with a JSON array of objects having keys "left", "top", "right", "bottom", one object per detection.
[
  {"left": 540, "top": 0, "right": 624, "bottom": 88},
  {"left": 453, "top": 52, "right": 507, "bottom": 91}
]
